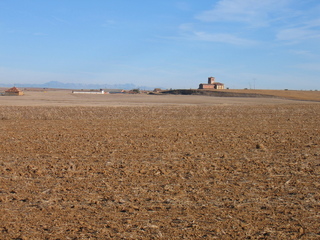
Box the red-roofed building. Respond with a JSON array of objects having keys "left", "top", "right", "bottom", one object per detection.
[{"left": 4, "top": 87, "right": 24, "bottom": 96}]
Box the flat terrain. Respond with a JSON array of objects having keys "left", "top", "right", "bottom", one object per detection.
[
  {"left": 162, "top": 89, "right": 320, "bottom": 102},
  {"left": 0, "top": 90, "right": 319, "bottom": 239},
  {"left": 212, "top": 89, "right": 320, "bottom": 102},
  {"left": 0, "top": 88, "right": 319, "bottom": 106}
]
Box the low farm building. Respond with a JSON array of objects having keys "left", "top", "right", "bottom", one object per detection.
[
  {"left": 72, "top": 89, "right": 106, "bottom": 94},
  {"left": 199, "top": 77, "right": 225, "bottom": 90},
  {"left": 4, "top": 87, "right": 24, "bottom": 96}
]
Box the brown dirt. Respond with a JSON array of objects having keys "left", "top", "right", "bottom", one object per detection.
[
  {"left": 216, "top": 89, "right": 320, "bottom": 102},
  {"left": 0, "top": 96, "right": 319, "bottom": 239},
  {"left": 162, "top": 89, "right": 320, "bottom": 102},
  {"left": 0, "top": 89, "right": 318, "bottom": 107}
]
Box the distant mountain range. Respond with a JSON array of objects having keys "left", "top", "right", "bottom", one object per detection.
[{"left": 0, "top": 81, "right": 158, "bottom": 90}]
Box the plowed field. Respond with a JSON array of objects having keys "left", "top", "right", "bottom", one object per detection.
[{"left": 0, "top": 102, "right": 319, "bottom": 239}]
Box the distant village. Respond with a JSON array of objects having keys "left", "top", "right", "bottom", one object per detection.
[
  {"left": 0, "top": 77, "right": 225, "bottom": 96},
  {"left": 71, "top": 76, "right": 226, "bottom": 93}
]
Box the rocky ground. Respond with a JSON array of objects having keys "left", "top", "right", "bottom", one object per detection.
[{"left": 0, "top": 104, "right": 319, "bottom": 239}]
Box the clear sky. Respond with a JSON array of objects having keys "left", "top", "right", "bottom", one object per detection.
[{"left": 0, "top": 0, "right": 319, "bottom": 90}]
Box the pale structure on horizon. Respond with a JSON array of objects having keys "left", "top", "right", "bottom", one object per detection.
[
  {"left": 72, "top": 89, "right": 106, "bottom": 94},
  {"left": 199, "top": 77, "right": 225, "bottom": 90}
]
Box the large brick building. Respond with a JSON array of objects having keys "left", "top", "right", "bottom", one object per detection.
[{"left": 199, "top": 77, "right": 225, "bottom": 90}]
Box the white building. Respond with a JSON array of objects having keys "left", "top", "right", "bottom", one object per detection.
[{"left": 72, "top": 89, "right": 106, "bottom": 94}]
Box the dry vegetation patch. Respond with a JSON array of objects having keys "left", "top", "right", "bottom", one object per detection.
[
  {"left": 0, "top": 105, "right": 319, "bottom": 239},
  {"left": 213, "top": 89, "right": 320, "bottom": 102},
  {"left": 161, "top": 89, "right": 320, "bottom": 102}
]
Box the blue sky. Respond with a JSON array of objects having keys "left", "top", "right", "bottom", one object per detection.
[{"left": 0, "top": 0, "right": 319, "bottom": 90}]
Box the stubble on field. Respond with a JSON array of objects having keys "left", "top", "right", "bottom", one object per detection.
[{"left": 0, "top": 104, "right": 319, "bottom": 239}]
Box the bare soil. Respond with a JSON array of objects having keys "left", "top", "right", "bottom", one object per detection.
[
  {"left": 0, "top": 89, "right": 319, "bottom": 107},
  {"left": 162, "top": 89, "right": 320, "bottom": 102},
  {"left": 0, "top": 92, "right": 319, "bottom": 239},
  {"left": 213, "top": 89, "right": 320, "bottom": 102}
]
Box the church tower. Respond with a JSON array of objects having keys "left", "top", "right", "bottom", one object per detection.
[{"left": 208, "top": 77, "right": 215, "bottom": 84}]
